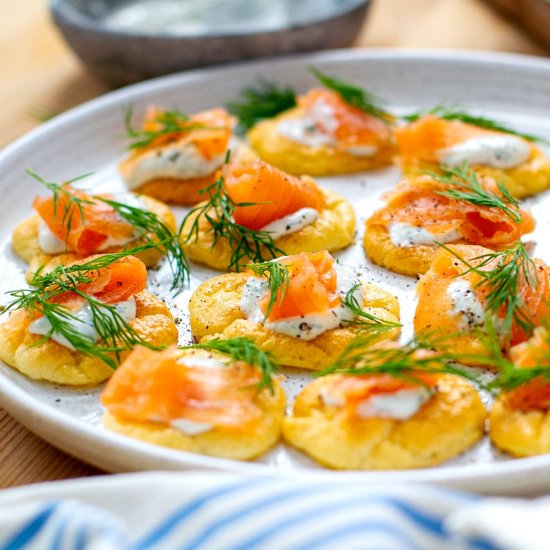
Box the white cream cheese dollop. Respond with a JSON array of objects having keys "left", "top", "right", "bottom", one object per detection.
[
  {"left": 125, "top": 142, "right": 225, "bottom": 190},
  {"left": 437, "top": 135, "right": 531, "bottom": 169},
  {"left": 38, "top": 222, "right": 67, "bottom": 254},
  {"left": 388, "top": 222, "right": 461, "bottom": 248},
  {"left": 447, "top": 278, "right": 485, "bottom": 330},
  {"left": 277, "top": 117, "right": 334, "bottom": 148},
  {"left": 356, "top": 387, "right": 434, "bottom": 420},
  {"left": 320, "top": 386, "right": 434, "bottom": 420},
  {"left": 28, "top": 297, "right": 137, "bottom": 351},
  {"left": 38, "top": 193, "right": 145, "bottom": 254},
  {"left": 277, "top": 98, "right": 377, "bottom": 157},
  {"left": 240, "top": 263, "right": 361, "bottom": 341},
  {"left": 259, "top": 208, "right": 319, "bottom": 240}
]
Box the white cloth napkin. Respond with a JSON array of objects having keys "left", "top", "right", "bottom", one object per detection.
[{"left": 0, "top": 472, "right": 547, "bottom": 550}]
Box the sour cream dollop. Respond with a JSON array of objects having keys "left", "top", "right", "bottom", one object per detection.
[
  {"left": 437, "top": 135, "right": 531, "bottom": 169},
  {"left": 388, "top": 222, "right": 461, "bottom": 248},
  {"left": 447, "top": 278, "right": 485, "bottom": 330},
  {"left": 259, "top": 208, "right": 319, "bottom": 240},
  {"left": 321, "top": 385, "right": 434, "bottom": 420},
  {"left": 28, "top": 297, "right": 137, "bottom": 351},
  {"left": 277, "top": 98, "right": 378, "bottom": 157},
  {"left": 125, "top": 142, "right": 225, "bottom": 190}
]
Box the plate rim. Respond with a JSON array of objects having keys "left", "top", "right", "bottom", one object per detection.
[{"left": 2, "top": 48, "right": 550, "bottom": 492}]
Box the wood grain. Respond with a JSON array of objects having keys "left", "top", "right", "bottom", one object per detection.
[{"left": 0, "top": 0, "right": 546, "bottom": 489}]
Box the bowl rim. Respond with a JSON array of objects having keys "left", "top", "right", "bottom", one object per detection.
[{"left": 49, "top": 0, "right": 370, "bottom": 40}]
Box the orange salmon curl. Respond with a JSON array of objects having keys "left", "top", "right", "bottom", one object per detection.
[
  {"left": 323, "top": 350, "right": 439, "bottom": 420},
  {"left": 368, "top": 175, "right": 535, "bottom": 250},
  {"left": 505, "top": 328, "right": 550, "bottom": 411},
  {"left": 141, "top": 106, "right": 235, "bottom": 159},
  {"left": 394, "top": 115, "right": 522, "bottom": 166},
  {"left": 414, "top": 245, "right": 550, "bottom": 348},
  {"left": 101, "top": 345, "right": 263, "bottom": 432},
  {"left": 298, "top": 89, "right": 392, "bottom": 149},
  {"left": 222, "top": 160, "right": 326, "bottom": 230},
  {"left": 33, "top": 187, "right": 137, "bottom": 256},
  {"left": 32, "top": 255, "right": 148, "bottom": 322},
  {"left": 255, "top": 251, "right": 339, "bottom": 322}
]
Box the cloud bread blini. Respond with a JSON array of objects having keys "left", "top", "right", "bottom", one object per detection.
[
  {"left": 247, "top": 88, "right": 395, "bottom": 176},
  {"left": 395, "top": 114, "right": 550, "bottom": 198},
  {"left": 180, "top": 160, "right": 355, "bottom": 271},
  {"left": 283, "top": 372, "right": 485, "bottom": 470},
  {"left": 0, "top": 256, "right": 178, "bottom": 386},
  {"left": 102, "top": 346, "right": 285, "bottom": 460},
  {"left": 188, "top": 251, "right": 400, "bottom": 370}
]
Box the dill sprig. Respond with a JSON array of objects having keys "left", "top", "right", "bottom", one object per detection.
[
  {"left": 490, "top": 362, "right": 550, "bottom": 393},
  {"left": 341, "top": 284, "right": 401, "bottom": 331},
  {"left": 246, "top": 260, "right": 290, "bottom": 320},
  {"left": 468, "top": 323, "right": 550, "bottom": 393},
  {"left": 124, "top": 106, "right": 210, "bottom": 150},
  {"left": 30, "top": 170, "right": 190, "bottom": 292},
  {"left": 309, "top": 67, "right": 394, "bottom": 122},
  {"left": 180, "top": 172, "right": 286, "bottom": 271},
  {"left": 181, "top": 337, "right": 279, "bottom": 392},
  {"left": 441, "top": 242, "right": 538, "bottom": 340},
  {"left": 431, "top": 164, "right": 522, "bottom": 223},
  {"left": 3, "top": 248, "right": 162, "bottom": 368},
  {"left": 226, "top": 81, "right": 297, "bottom": 131},
  {"left": 316, "top": 333, "right": 476, "bottom": 385},
  {"left": 97, "top": 196, "right": 189, "bottom": 291},
  {"left": 402, "top": 104, "right": 547, "bottom": 144}
]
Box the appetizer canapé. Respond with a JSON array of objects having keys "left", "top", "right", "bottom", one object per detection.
[
  {"left": 180, "top": 160, "right": 356, "bottom": 271},
  {"left": 12, "top": 180, "right": 176, "bottom": 282},
  {"left": 395, "top": 113, "right": 550, "bottom": 198},
  {"left": 247, "top": 87, "right": 395, "bottom": 176},
  {"left": 0, "top": 255, "right": 178, "bottom": 385},
  {"left": 364, "top": 169, "right": 535, "bottom": 276},
  {"left": 119, "top": 107, "right": 255, "bottom": 205},
  {"left": 189, "top": 251, "right": 400, "bottom": 370},
  {"left": 414, "top": 244, "right": 550, "bottom": 362},
  {"left": 490, "top": 328, "right": 550, "bottom": 457},
  {"left": 283, "top": 345, "right": 485, "bottom": 469},
  {"left": 102, "top": 343, "right": 285, "bottom": 460}
]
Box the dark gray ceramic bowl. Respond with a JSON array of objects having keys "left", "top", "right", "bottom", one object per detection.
[{"left": 50, "top": 0, "right": 371, "bottom": 87}]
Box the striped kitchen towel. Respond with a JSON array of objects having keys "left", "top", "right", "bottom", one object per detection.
[{"left": 0, "top": 472, "right": 548, "bottom": 550}]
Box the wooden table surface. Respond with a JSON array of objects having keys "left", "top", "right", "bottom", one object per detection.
[{"left": 0, "top": 0, "right": 547, "bottom": 489}]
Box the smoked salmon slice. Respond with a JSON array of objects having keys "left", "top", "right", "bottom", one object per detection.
[
  {"left": 48, "top": 255, "right": 147, "bottom": 313},
  {"left": 101, "top": 346, "right": 263, "bottom": 431},
  {"left": 257, "top": 251, "right": 339, "bottom": 322},
  {"left": 506, "top": 329, "right": 550, "bottom": 411},
  {"left": 414, "top": 244, "right": 550, "bottom": 347},
  {"left": 298, "top": 89, "right": 391, "bottom": 150},
  {"left": 33, "top": 188, "right": 136, "bottom": 256},
  {"left": 140, "top": 107, "right": 234, "bottom": 159},
  {"left": 223, "top": 160, "right": 326, "bottom": 230},
  {"left": 367, "top": 175, "right": 535, "bottom": 250},
  {"left": 395, "top": 115, "right": 531, "bottom": 166},
  {"left": 324, "top": 370, "right": 437, "bottom": 419}
]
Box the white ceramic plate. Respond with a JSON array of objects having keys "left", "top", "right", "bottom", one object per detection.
[{"left": 2, "top": 50, "right": 550, "bottom": 496}]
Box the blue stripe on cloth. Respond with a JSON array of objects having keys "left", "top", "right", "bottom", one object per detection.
[
  {"left": 0, "top": 502, "right": 58, "bottom": 550},
  {"left": 47, "top": 502, "right": 129, "bottom": 550},
  {"left": 230, "top": 494, "right": 448, "bottom": 550},
  {"left": 460, "top": 535, "right": 501, "bottom": 550},
  {"left": 182, "top": 485, "right": 327, "bottom": 550},
  {"left": 289, "top": 520, "right": 425, "bottom": 550},
  {"left": 47, "top": 504, "right": 72, "bottom": 550},
  {"left": 136, "top": 478, "right": 264, "bottom": 549}
]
